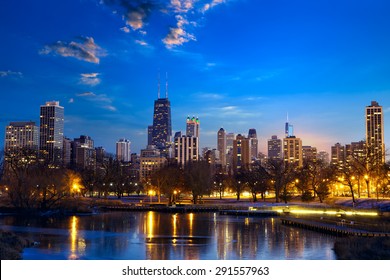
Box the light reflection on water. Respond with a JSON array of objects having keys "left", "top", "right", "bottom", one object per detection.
[{"left": 0, "top": 212, "right": 336, "bottom": 260}]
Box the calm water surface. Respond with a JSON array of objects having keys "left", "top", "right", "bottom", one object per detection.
[{"left": 0, "top": 212, "right": 336, "bottom": 260}]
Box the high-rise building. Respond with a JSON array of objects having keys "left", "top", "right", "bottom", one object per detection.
[
  {"left": 331, "top": 143, "right": 345, "bottom": 167},
  {"left": 285, "top": 121, "right": 294, "bottom": 138},
  {"left": 150, "top": 96, "right": 172, "bottom": 155},
  {"left": 116, "top": 138, "right": 131, "bottom": 162},
  {"left": 267, "top": 135, "right": 282, "bottom": 160},
  {"left": 217, "top": 128, "right": 226, "bottom": 167},
  {"left": 248, "top": 128, "right": 258, "bottom": 160},
  {"left": 283, "top": 136, "right": 303, "bottom": 167},
  {"left": 186, "top": 116, "right": 200, "bottom": 138},
  {"left": 365, "top": 101, "right": 385, "bottom": 163},
  {"left": 39, "top": 101, "right": 64, "bottom": 163},
  {"left": 302, "top": 146, "right": 317, "bottom": 162},
  {"left": 174, "top": 135, "right": 199, "bottom": 166},
  {"left": 233, "top": 134, "right": 251, "bottom": 170},
  {"left": 4, "top": 121, "right": 39, "bottom": 152}
]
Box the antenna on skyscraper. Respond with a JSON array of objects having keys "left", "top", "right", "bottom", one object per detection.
[
  {"left": 287, "top": 112, "right": 289, "bottom": 122},
  {"left": 165, "top": 72, "right": 168, "bottom": 98},
  {"left": 157, "top": 71, "right": 161, "bottom": 99}
]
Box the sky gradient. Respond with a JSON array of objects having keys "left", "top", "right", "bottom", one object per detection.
[{"left": 1, "top": 0, "right": 390, "bottom": 155}]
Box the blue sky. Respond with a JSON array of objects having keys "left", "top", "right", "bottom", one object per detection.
[{"left": 1, "top": 0, "right": 390, "bottom": 155}]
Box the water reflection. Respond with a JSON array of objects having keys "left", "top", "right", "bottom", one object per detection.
[{"left": 0, "top": 212, "right": 336, "bottom": 260}]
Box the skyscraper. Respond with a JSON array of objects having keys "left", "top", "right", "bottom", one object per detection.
[
  {"left": 186, "top": 116, "right": 200, "bottom": 137},
  {"left": 365, "top": 101, "right": 385, "bottom": 163},
  {"left": 116, "top": 138, "right": 131, "bottom": 162},
  {"left": 267, "top": 135, "right": 282, "bottom": 160},
  {"left": 248, "top": 128, "right": 258, "bottom": 160},
  {"left": 150, "top": 85, "right": 172, "bottom": 156},
  {"left": 4, "top": 121, "right": 39, "bottom": 152},
  {"left": 39, "top": 101, "right": 64, "bottom": 163},
  {"left": 217, "top": 128, "right": 226, "bottom": 167}
]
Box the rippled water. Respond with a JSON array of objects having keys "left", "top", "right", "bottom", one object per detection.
[{"left": 0, "top": 211, "right": 337, "bottom": 260}]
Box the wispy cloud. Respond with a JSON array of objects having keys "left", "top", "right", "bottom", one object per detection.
[
  {"left": 202, "top": 0, "right": 226, "bottom": 13},
  {"left": 40, "top": 37, "right": 105, "bottom": 64},
  {"left": 162, "top": 15, "right": 196, "bottom": 48},
  {"left": 0, "top": 70, "right": 23, "bottom": 78},
  {"left": 196, "top": 92, "right": 225, "bottom": 100},
  {"left": 76, "top": 91, "right": 116, "bottom": 111},
  {"left": 80, "top": 73, "right": 101, "bottom": 86},
  {"left": 135, "top": 39, "right": 149, "bottom": 46}
]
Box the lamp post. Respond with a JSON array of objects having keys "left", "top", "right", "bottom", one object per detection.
[{"left": 149, "top": 190, "right": 153, "bottom": 203}]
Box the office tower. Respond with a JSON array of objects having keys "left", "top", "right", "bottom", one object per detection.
[
  {"left": 317, "top": 151, "right": 330, "bottom": 164},
  {"left": 71, "top": 135, "right": 95, "bottom": 169},
  {"left": 365, "top": 101, "right": 385, "bottom": 163},
  {"left": 331, "top": 143, "right": 345, "bottom": 167},
  {"left": 174, "top": 135, "right": 199, "bottom": 166},
  {"left": 4, "top": 121, "right": 39, "bottom": 152},
  {"left": 283, "top": 136, "right": 303, "bottom": 167},
  {"left": 140, "top": 145, "right": 167, "bottom": 181},
  {"left": 186, "top": 116, "right": 200, "bottom": 137},
  {"left": 150, "top": 94, "right": 172, "bottom": 156},
  {"left": 285, "top": 115, "right": 294, "bottom": 138},
  {"left": 217, "top": 128, "right": 226, "bottom": 167},
  {"left": 302, "top": 146, "right": 317, "bottom": 162},
  {"left": 248, "top": 128, "right": 258, "bottom": 160},
  {"left": 39, "top": 101, "right": 64, "bottom": 163},
  {"left": 233, "top": 134, "right": 251, "bottom": 170},
  {"left": 267, "top": 135, "right": 282, "bottom": 160},
  {"left": 116, "top": 138, "right": 131, "bottom": 162}
]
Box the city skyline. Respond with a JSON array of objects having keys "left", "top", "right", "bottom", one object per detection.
[{"left": 1, "top": 0, "right": 390, "bottom": 155}]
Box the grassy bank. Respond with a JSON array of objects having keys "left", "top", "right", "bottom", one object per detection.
[{"left": 334, "top": 236, "right": 390, "bottom": 259}]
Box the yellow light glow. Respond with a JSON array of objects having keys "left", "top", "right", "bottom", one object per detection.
[{"left": 278, "top": 208, "right": 378, "bottom": 217}]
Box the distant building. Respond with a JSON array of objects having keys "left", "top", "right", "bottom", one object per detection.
[
  {"left": 174, "top": 135, "right": 199, "bottom": 166},
  {"left": 72, "top": 135, "right": 95, "bottom": 169},
  {"left": 331, "top": 143, "right": 346, "bottom": 167},
  {"left": 39, "top": 101, "right": 64, "bottom": 162},
  {"left": 63, "top": 137, "right": 72, "bottom": 166},
  {"left": 186, "top": 116, "right": 200, "bottom": 138},
  {"left": 283, "top": 136, "right": 303, "bottom": 167},
  {"left": 248, "top": 128, "right": 258, "bottom": 161},
  {"left": 116, "top": 138, "right": 131, "bottom": 162},
  {"left": 4, "top": 121, "right": 39, "bottom": 152},
  {"left": 233, "top": 134, "right": 251, "bottom": 170},
  {"left": 149, "top": 90, "right": 172, "bottom": 156},
  {"left": 366, "top": 100, "right": 385, "bottom": 162},
  {"left": 302, "top": 146, "right": 317, "bottom": 162},
  {"left": 267, "top": 135, "right": 282, "bottom": 160},
  {"left": 217, "top": 128, "right": 226, "bottom": 167},
  {"left": 139, "top": 145, "right": 167, "bottom": 181}
]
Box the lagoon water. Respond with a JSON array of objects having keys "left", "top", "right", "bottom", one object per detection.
[{"left": 0, "top": 211, "right": 337, "bottom": 260}]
